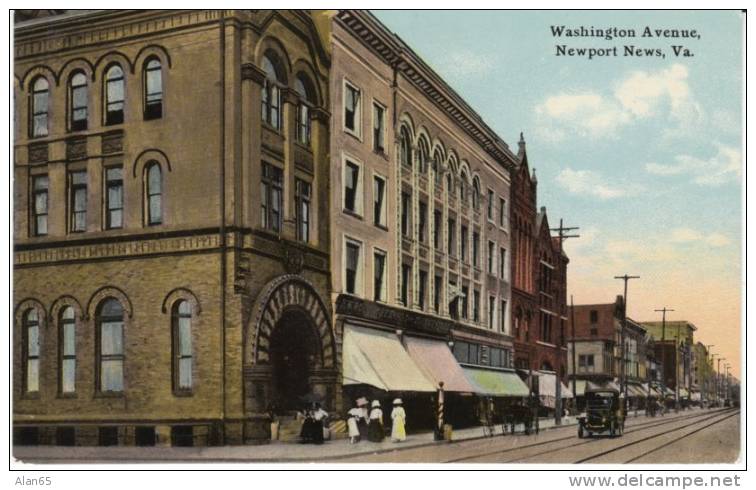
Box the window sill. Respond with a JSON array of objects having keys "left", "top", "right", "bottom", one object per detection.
[
  {"left": 94, "top": 391, "right": 125, "bottom": 399},
  {"left": 373, "top": 148, "right": 389, "bottom": 160},
  {"left": 173, "top": 390, "right": 194, "bottom": 398},
  {"left": 262, "top": 122, "right": 282, "bottom": 134},
  {"left": 374, "top": 223, "right": 389, "bottom": 232},
  {"left": 57, "top": 393, "right": 77, "bottom": 399},
  {"left": 20, "top": 392, "right": 40, "bottom": 400},
  {"left": 343, "top": 128, "right": 362, "bottom": 142},
  {"left": 342, "top": 209, "right": 363, "bottom": 220}
]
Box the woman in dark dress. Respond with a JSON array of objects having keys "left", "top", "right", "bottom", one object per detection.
[
  {"left": 300, "top": 405, "right": 314, "bottom": 443},
  {"left": 356, "top": 397, "right": 369, "bottom": 442},
  {"left": 367, "top": 400, "right": 384, "bottom": 442}
]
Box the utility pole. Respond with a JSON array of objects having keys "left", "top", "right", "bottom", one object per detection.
[
  {"left": 654, "top": 307, "right": 674, "bottom": 405},
  {"left": 716, "top": 357, "right": 724, "bottom": 406},
  {"left": 675, "top": 324, "right": 681, "bottom": 412},
  {"left": 550, "top": 219, "right": 579, "bottom": 426},
  {"left": 614, "top": 275, "right": 639, "bottom": 411},
  {"left": 705, "top": 345, "right": 714, "bottom": 405},
  {"left": 725, "top": 364, "right": 731, "bottom": 403},
  {"left": 570, "top": 295, "right": 577, "bottom": 400}
]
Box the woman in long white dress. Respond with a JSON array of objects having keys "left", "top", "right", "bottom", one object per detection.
[
  {"left": 391, "top": 398, "right": 406, "bottom": 442},
  {"left": 347, "top": 404, "right": 362, "bottom": 444}
]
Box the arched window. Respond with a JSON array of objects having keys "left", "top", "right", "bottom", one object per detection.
[
  {"left": 97, "top": 299, "right": 124, "bottom": 393},
  {"left": 23, "top": 309, "right": 40, "bottom": 393},
  {"left": 146, "top": 162, "right": 162, "bottom": 225},
  {"left": 417, "top": 139, "right": 429, "bottom": 174},
  {"left": 30, "top": 77, "right": 49, "bottom": 137},
  {"left": 59, "top": 306, "right": 76, "bottom": 394},
  {"left": 69, "top": 72, "right": 88, "bottom": 131},
  {"left": 172, "top": 300, "right": 193, "bottom": 392},
  {"left": 294, "top": 75, "right": 313, "bottom": 146},
  {"left": 446, "top": 173, "right": 453, "bottom": 196},
  {"left": 261, "top": 54, "right": 282, "bottom": 130},
  {"left": 472, "top": 177, "right": 481, "bottom": 210},
  {"left": 400, "top": 127, "right": 412, "bottom": 168},
  {"left": 143, "top": 58, "right": 163, "bottom": 120},
  {"left": 460, "top": 171, "right": 468, "bottom": 202},
  {"left": 104, "top": 65, "right": 125, "bottom": 125},
  {"left": 433, "top": 150, "right": 443, "bottom": 184}
]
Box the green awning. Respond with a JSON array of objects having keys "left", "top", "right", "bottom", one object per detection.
[{"left": 462, "top": 367, "right": 530, "bottom": 397}]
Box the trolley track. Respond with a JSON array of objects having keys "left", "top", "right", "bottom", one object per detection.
[
  {"left": 578, "top": 410, "right": 739, "bottom": 464},
  {"left": 445, "top": 408, "right": 734, "bottom": 463}
]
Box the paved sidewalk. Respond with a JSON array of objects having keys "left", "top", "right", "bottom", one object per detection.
[{"left": 14, "top": 410, "right": 664, "bottom": 463}]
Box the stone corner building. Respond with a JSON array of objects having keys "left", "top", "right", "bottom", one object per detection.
[{"left": 13, "top": 9, "right": 335, "bottom": 446}]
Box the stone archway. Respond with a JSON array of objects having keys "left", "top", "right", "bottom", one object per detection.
[{"left": 243, "top": 275, "right": 338, "bottom": 438}]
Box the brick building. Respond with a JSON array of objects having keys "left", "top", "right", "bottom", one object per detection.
[
  {"left": 13, "top": 9, "right": 334, "bottom": 446},
  {"left": 641, "top": 320, "right": 697, "bottom": 404},
  {"left": 510, "top": 137, "right": 570, "bottom": 411}
]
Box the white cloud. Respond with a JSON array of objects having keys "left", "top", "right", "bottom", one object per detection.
[
  {"left": 670, "top": 227, "right": 732, "bottom": 247},
  {"left": 535, "top": 63, "right": 701, "bottom": 139},
  {"left": 645, "top": 144, "right": 742, "bottom": 186},
  {"left": 555, "top": 168, "right": 641, "bottom": 199}
]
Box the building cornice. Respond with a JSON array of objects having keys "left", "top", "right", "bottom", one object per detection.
[{"left": 336, "top": 10, "right": 519, "bottom": 172}]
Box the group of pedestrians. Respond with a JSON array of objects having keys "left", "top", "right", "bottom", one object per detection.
[{"left": 346, "top": 397, "right": 406, "bottom": 444}]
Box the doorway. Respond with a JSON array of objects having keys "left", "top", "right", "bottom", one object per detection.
[{"left": 269, "top": 309, "right": 320, "bottom": 411}]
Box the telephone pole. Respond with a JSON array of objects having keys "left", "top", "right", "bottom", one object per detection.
[
  {"left": 614, "top": 275, "right": 639, "bottom": 409},
  {"left": 550, "top": 219, "right": 579, "bottom": 426},
  {"left": 654, "top": 307, "right": 674, "bottom": 402},
  {"left": 705, "top": 344, "right": 714, "bottom": 404}
]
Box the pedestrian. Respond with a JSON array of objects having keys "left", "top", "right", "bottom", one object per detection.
[
  {"left": 299, "top": 404, "right": 314, "bottom": 444},
  {"left": 357, "top": 397, "right": 369, "bottom": 441},
  {"left": 368, "top": 400, "right": 384, "bottom": 442},
  {"left": 391, "top": 398, "right": 406, "bottom": 442},
  {"left": 311, "top": 402, "right": 327, "bottom": 445},
  {"left": 347, "top": 402, "right": 362, "bottom": 444}
]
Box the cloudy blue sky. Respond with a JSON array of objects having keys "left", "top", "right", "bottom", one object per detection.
[{"left": 372, "top": 10, "right": 743, "bottom": 376}]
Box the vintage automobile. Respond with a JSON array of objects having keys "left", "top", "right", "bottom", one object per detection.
[{"left": 578, "top": 386, "right": 625, "bottom": 438}]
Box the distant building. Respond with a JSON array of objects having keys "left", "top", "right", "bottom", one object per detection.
[
  {"left": 640, "top": 320, "right": 697, "bottom": 404},
  {"left": 510, "top": 142, "right": 570, "bottom": 412}
]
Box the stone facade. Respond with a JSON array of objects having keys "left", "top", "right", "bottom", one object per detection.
[{"left": 13, "top": 9, "right": 334, "bottom": 446}]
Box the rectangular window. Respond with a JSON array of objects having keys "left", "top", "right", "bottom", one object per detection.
[
  {"left": 373, "top": 175, "right": 386, "bottom": 227},
  {"left": 590, "top": 310, "right": 599, "bottom": 323},
  {"left": 434, "top": 210, "right": 442, "bottom": 250},
  {"left": 460, "top": 225, "right": 468, "bottom": 262},
  {"left": 401, "top": 264, "right": 411, "bottom": 306},
  {"left": 473, "top": 290, "right": 480, "bottom": 322},
  {"left": 488, "top": 296, "right": 496, "bottom": 329},
  {"left": 454, "top": 341, "right": 470, "bottom": 364},
  {"left": 500, "top": 247, "right": 507, "bottom": 278},
  {"left": 344, "top": 160, "right": 361, "bottom": 214},
  {"left": 61, "top": 316, "right": 76, "bottom": 393},
  {"left": 373, "top": 102, "right": 385, "bottom": 152},
  {"left": 345, "top": 240, "right": 361, "bottom": 295},
  {"left": 447, "top": 218, "right": 456, "bottom": 257},
  {"left": 468, "top": 343, "right": 480, "bottom": 365},
  {"left": 297, "top": 103, "right": 311, "bottom": 145},
  {"left": 26, "top": 319, "right": 40, "bottom": 393},
  {"left": 472, "top": 232, "right": 480, "bottom": 267},
  {"left": 100, "top": 317, "right": 124, "bottom": 392},
  {"left": 105, "top": 167, "right": 123, "bottom": 230},
  {"left": 461, "top": 285, "right": 469, "bottom": 319},
  {"left": 344, "top": 82, "right": 361, "bottom": 135},
  {"left": 373, "top": 250, "right": 387, "bottom": 302},
  {"left": 488, "top": 241, "right": 495, "bottom": 274},
  {"left": 69, "top": 171, "right": 87, "bottom": 233},
  {"left": 448, "top": 281, "right": 459, "bottom": 320},
  {"left": 487, "top": 189, "right": 495, "bottom": 221},
  {"left": 295, "top": 179, "right": 311, "bottom": 243},
  {"left": 418, "top": 201, "right": 427, "bottom": 243},
  {"left": 261, "top": 163, "right": 283, "bottom": 232},
  {"left": 434, "top": 275, "right": 442, "bottom": 313},
  {"left": 32, "top": 175, "right": 49, "bottom": 236},
  {"left": 500, "top": 300, "right": 507, "bottom": 332},
  {"left": 499, "top": 198, "right": 507, "bottom": 227},
  {"left": 401, "top": 191, "right": 411, "bottom": 237},
  {"left": 418, "top": 270, "right": 427, "bottom": 310}
]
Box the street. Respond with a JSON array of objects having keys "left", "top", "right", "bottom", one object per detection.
[{"left": 14, "top": 408, "right": 739, "bottom": 464}]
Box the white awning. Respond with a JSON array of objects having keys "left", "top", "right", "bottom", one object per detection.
[
  {"left": 537, "top": 371, "right": 573, "bottom": 408},
  {"left": 342, "top": 324, "right": 436, "bottom": 392}
]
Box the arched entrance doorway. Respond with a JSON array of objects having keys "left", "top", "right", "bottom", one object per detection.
[
  {"left": 243, "top": 275, "right": 339, "bottom": 441},
  {"left": 269, "top": 308, "right": 320, "bottom": 410}
]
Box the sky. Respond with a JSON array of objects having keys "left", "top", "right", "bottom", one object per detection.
[{"left": 372, "top": 10, "right": 743, "bottom": 379}]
